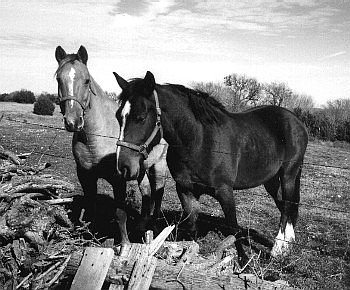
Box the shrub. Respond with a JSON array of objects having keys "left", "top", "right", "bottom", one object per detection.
[
  {"left": 33, "top": 95, "right": 55, "bottom": 116},
  {"left": 38, "top": 92, "right": 59, "bottom": 104},
  {"left": 3, "top": 94, "right": 14, "bottom": 102},
  {"left": 13, "top": 89, "right": 36, "bottom": 104},
  {"left": 0, "top": 93, "right": 9, "bottom": 102}
]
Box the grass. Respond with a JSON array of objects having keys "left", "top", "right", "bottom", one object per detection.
[{"left": 1, "top": 102, "right": 349, "bottom": 289}]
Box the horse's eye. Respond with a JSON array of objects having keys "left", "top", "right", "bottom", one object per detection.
[
  {"left": 85, "top": 79, "right": 90, "bottom": 85},
  {"left": 136, "top": 114, "right": 147, "bottom": 123}
]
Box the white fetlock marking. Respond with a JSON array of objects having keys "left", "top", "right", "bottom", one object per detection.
[{"left": 271, "top": 222, "right": 295, "bottom": 257}]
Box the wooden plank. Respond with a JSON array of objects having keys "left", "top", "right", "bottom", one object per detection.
[
  {"left": 66, "top": 249, "right": 296, "bottom": 290},
  {"left": 70, "top": 247, "right": 114, "bottom": 290},
  {"left": 126, "top": 230, "right": 156, "bottom": 290},
  {"left": 126, "top": 246, "right": 157, "bottom": 290}
]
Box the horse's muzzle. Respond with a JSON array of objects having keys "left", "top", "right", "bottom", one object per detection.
[{"left": 63, "top": 116, "right": 84, "bottom": 132}]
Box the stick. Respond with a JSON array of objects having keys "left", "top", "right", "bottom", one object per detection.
[
  {"left": 45, "top": 255, "right": 71, "bottom": 288},
  {"left": 33, "top": 260, "right": 62, "bottom": 282},
  {"left": 15, "top": 273, "right": 33, "bottom": 289},
  {"left": 45, "top": 198, "right": 74, "bottom": 205},
  {"left": 0, "top": 145, "right": 22, "bottom": 165}
]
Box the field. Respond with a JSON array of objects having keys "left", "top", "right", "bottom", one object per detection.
[{"left": 1, "top": 102, "right": 349, "bottom": 289}]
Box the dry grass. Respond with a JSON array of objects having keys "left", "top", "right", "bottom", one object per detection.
[{"left": 1, "top": 102, "right": 349, "bottom": 289}]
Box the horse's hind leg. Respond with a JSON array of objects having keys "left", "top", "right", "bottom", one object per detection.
[
  {"left": 264, "top": 173, "right": 283, "bottom": 213},
  {"left": 271, "top": 164, "right": 302, "bottom": 257}
]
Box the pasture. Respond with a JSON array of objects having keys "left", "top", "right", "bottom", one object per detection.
[{"left": 1, "top": 102, "right": 349, "bottom": 289}]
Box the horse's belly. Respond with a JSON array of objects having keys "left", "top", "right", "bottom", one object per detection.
[{"left": 233, "top": 155, "right": 282, "bottom": 189}]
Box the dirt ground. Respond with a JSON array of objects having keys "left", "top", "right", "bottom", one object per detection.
[{"left": 1, "top": 102, "right": 349, "bottom": 289}]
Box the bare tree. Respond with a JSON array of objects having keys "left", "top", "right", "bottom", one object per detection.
[
  {"left": 224, "top": 74, "right": 262, "bottom": 111},
  {"left": 105, "top": 91, "right": 119, "bottom": 101},
  {"left": 263, "top": 82, "right": 292, "bottom": 107},
  {"left": 190, "top": 81, "right": 228, "bottom": 99},
  {"left": 284, "top": 93, "right": 315, "bottom": 110},
  {"left": 324, "top": 98, "right": 350, "bottom": 123}
]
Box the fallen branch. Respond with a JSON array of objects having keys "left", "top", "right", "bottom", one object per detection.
[{"left": 0, "top": 145, "right": 22, "bottom": 165}]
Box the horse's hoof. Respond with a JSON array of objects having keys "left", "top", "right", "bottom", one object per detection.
[{"left": 271, "top": 238, "right": 292, "bottom": 258}]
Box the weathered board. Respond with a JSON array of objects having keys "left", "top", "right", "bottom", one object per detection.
[{"left": 70, "top": 247, "right": 114, "bottom": 290}]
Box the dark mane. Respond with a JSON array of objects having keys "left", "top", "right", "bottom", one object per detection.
[
  {"left": 119, "top": 79, "right": 228, "bottom": 125},
  {"left": 118, "top": 78, "right": 144, "bottom": 104},
  {"left": 55, "top": 54, "right": 81, "bottom": 76},
  {"left": 169, "top": 84, "right": 228, "bottom": 125}
]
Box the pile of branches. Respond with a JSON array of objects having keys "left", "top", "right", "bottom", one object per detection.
[{"left": 0, "top": 146, "right": 85, "bottom": 289}]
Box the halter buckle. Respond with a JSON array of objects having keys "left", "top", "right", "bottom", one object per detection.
[{"left": 139, "top": 144, "right": 148, "bottom": 159}]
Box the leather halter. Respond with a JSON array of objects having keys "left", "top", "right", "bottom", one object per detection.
[{"left": 116, "top": 90, "right": 163, "bottom": 159}]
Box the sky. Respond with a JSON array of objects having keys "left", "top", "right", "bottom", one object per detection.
[{"left": 0, "top": 0, "right": 350, "bottom": 106}]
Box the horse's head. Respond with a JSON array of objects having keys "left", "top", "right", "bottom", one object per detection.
[
  {"left": 55, "top": 45, "right": 94, "bottom": 132},
  {"left": 113, "top": 71, "right": 162, "bottom": 180}
]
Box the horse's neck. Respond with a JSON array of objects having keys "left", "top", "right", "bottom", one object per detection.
[
  {"left": 159, "top": 88, "right": 198, "bottom": 147},
  {"left": 83, "top": 78, "right": 119, "bottom": 133}
]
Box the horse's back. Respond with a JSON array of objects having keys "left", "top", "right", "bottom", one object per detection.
[{"left": 239, "top": 106, "right": 308, "bottom": 153}]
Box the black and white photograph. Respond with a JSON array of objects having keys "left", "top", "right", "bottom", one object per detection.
[{"left": 0, "top": 1, "right": 349, "bottom": 289}]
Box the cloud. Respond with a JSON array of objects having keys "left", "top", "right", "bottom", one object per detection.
[
  {"left": 110, "top": 0, "right": 178, "bottom": 18},
  {"left": 321, "top": 51, "right": 347, "bottom": 60}
]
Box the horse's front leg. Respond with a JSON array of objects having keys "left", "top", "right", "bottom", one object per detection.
[
  {"left": 76, "top": 167, "right": 98, "bottom": 226},
  {"left": 112, "top": 177, "right": 130, "bottom": 245},
  {"left": 176, "top": 183, "right": 200, "bottom": 240},
  {"left": 215, "top": 184, "right": 248, "bottom": 267},
  {"left": 149, "top": 157, "right": 167, "bottom": 219},
  {"left": 138, "top": 172, "right": 153, "bottom": 234}
]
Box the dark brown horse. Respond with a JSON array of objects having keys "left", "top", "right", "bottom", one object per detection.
[
  {"left": 113, "top": 71, "right": 308, "bottom": 264},
  {"left": 55, "top": 47, "right": 168, "bottom": 244}
]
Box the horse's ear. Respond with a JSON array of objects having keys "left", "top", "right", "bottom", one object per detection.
[
  {"left": 144, "top": 71, "right": 155, "bottom": 96},
  {"left": 113, "top": 72, "right": 128, "bottom": 91},
  {"left": 77, "top": 45, "right": 88, "bottom": 64},
  {"left": 55, "top": 46, "right": 66, "bottom": 63}
]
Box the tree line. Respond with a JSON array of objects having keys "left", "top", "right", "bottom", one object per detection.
[
  {"left": 191, "top": 73, "right": 350, "bottom": 143},
  {"left": 1, "top": 74, "right": 349, "bottom": 143},
  {"left": 0, "top": 90, "right": 57, "bottom": 115}
]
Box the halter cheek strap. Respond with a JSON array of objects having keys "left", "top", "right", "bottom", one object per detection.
[
  {"left": 116, "top": 90, "right": 163, "bottom": 159},
  {"left": 59, "top": 82, "right": 95, "bottom": 112}
]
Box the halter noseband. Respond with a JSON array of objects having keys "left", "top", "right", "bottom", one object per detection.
[
  {"left": 116, "top": 90, "right": 163, "bottom": 159},
  {"left": 59, "top": 84, "right": 95, "bottom": 112}
]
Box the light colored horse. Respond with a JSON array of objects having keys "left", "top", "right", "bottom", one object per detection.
[{"left": 55, "top": 46, "right": 168, "bottom": 244}]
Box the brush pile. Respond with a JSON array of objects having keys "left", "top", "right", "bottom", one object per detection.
[{"left": 0, "top": 147, "right": 79, "bottom": 289}]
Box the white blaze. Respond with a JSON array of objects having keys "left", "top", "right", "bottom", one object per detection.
[
  {"left": 116, "top": 101, "right": 131, "bottom": 167},
  {"left": 68, "top": 67, "right": 75, "bottom": 96}
]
